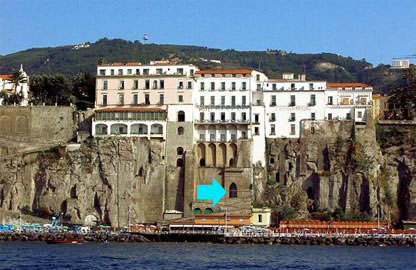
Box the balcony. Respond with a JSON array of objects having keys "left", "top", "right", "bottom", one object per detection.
[{"left": 195, "top": 119, "right": 250, "bottom": 125}]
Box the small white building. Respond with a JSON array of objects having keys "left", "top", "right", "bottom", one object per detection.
[{"left": 0, "top": 65, "right": 30, "bottom": 106}]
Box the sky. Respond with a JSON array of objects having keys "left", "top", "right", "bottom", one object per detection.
[{"left": 0, "top": 0, "right": 415, "bottom": 65}]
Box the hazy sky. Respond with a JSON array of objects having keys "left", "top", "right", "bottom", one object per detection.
[{"left": 0, "top": 0, "right": 415, "bottom": 65}]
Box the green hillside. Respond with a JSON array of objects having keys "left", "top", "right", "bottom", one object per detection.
[{"left": 0, "top": 38, "right": 406, "bottom": 93}]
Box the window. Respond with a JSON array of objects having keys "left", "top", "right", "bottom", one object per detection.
[
  {"left": 210, "top": 112, "right": 215, "bottom": 121},
  {"left": 229, "top": 183, "right": 237, "bottom": 198},
  {"left": 221, "top": 82, "right": 226, "bottom": 90},
  {"left": 271, "top": 95, "right": 276, "bottom": 106},
  {"left": 133, "top": 80, "right": 138, "bottom": 89},
  {"left": 178, "top": 95, "right": 184, "bottom": 102},
  {"left": 160, "top": 80, "right": 164, "bottom": 89},
  {"left": 346, "top": 113, "right": 352, "bottom": 120},
  {"left": 328, "top": 96, "right": 333, "bottom": 105},
  {"left": 242, "top": 82, "right": 247, "bottom": 90},
  {"left": 177, "top": 68, "right": 184, "bottom": 75},
  {"left": 231, "top": 96, "right": 236, "bottom": 106},
  {"left": 309, "top": 83, "right": 314, "bottom": 90},
  {"left": 143, "top": 69, "right": 149, "bottom": 75},
  {"left": 178, "top": 111, "right": 185, "bottom": 122},
  {"left": 256, "top": 74, "right": 260, "bottom": 81},
  {"left": 254, "top": 127, "right": 259, "bottom": 135},
  {"left": 358, "top": 111, "right": 363, "bottom": 118},
  {"left": 272, "top": 83, "right": 277, "bottom": 90},
  {"left": 291, "top": 83, "right": 295, "bottom": 90},
  {"left": 133, "top": 94, "right": 138, "bottom": 105},
  {"left": 177, "top": 147, "right": 184, "bottom": 155},
  {"left": 156, "top": 68, "right": 162, "bottom": 75},
  {"left": 328, "top": 113, "right": 332, "bottom": 120},
  {"left": 221, "top": 96, "right": 225, "bottom": 105},
  {"left": 221, "top": 112, "right": 225, "bottom": 121},
  {"left": 242, "top": 96, "right": 246, "bottom": 106},
  {"left": 103, "top": 80, "right": 108, "bottom": 90},
  {"left": 270, "top": 113, "right": 275, "bottom": 122},
  {"left": 119, "top": 80, "right": 125, "bottom": 90},
  {"left": 311, "top": 112, "right": 315, "bottom": 120},
  {"left": 99, "top": 69, "right": 105, "bottom": 76},
  {"left": 231, "top": 112, "right": 236, "bottom": 121},
  {"left": 159, "top": 94, "right": 164, "bottom": 105},
  {"left": 200, "top": 96, "right": 205, "bottom": 106},
  {"left": 310, "top": 94, "right": 316, "bottom": 106},
  {"left": 242, "top": 131, "right": 247, "bottom": 138},
  {"left": 110, "top": 69, "right": 114, "bottom": 75},
  {"left": 257, "top": 83, "right": 261, "bottom": 90},
  {"left": 210, "top": 96, "right": 215, "bottom": 105},
  {"left": 200, "top": 82, "right": 205, "bottom": 90},
  {"left": 118, "top": 94, "right": 124, "bottom": 105},
  {"left": 176, "top": 158, "right": 183, "bottom": 167},
  {"left": 145, "top": 94, "right": 150, "bottom": 105},
  {"left": 290, "top": 113, "right": 296, "bottom": 121},
  {"left": 290, "top": 95, "right": 296, "bottom": 106},
  {"left": 254, "top": 114, "right": 259, "bottom": 123},
  {"left": 127, "top": 69, "right": 132, "bottom": 75},
  {"left": 187, "top": 81, "right": 192, "bottom": 89},
  {"left": 190, "top": 69, "right": 194, "bottom": 76},
  {"left": 103, "top": 95, "right": 107, "bottom": 106},
  {"left": 242, "top": 112, "right": 247, "bottom": 121},
  {"left": 145, "top": 80, "right": 150, "bottom": 89},
  {"left": 258, "top": 214, "right": 262, "bottom": 223},
  {"left": 178, "top": 81, "right": 184, "bottom": 89},
  {"left": 135, "top": 69, "right": 140, "bottom": 75},
  {"left": 199, "top": 134, "right": 205, "bottom": 140},
  {"left": 290, "top": 124, "right": 296, "bottom": 135},
  {"left": 232, "top": 82, "right": 236, "bottom": 90},
  {"left": 200, "top": 112, "right": 204, "bottom": 121},
  {"left": 271, "top": 124, "right": 275, "bottom": 135},
  {"left": 153, "top": 80, "right": 158, "bottom": 89},
  {"left": 118, "top": 69, "right": 123, "bottom": 75},
  {"left": 210, "top": 82, "right": 215, "bottom": 90}
]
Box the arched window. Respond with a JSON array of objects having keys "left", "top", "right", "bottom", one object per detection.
[
  {"left": 176, "top": 158, "right": 183, "bottom": 167},
  {"left": 270, "top": 157, "right": 275, "bottom": 164},
  {"left": 200, "top": 158, "right": 206, "bottom": 167},
  {"left": 137, "top": 166, "right": 144, "bottom": 177},
  {"left": 177, "top": 126, "right": 184, "bottom": 135},
  {"left": 177, "top": 147, "right": 184, "bottom": 155},
  {"left": 204, "top": 208, "right": 213, "bottom": 214},
  {"left": 178, "top": 111, "right": 185, "bottom": 122},
  {"left": 193, "top": 208, "right": 202, "bottom": 215},
  {"left": 229, "top": 158, "right": 235, "bottom": 167},
  {"left": 229, "top": 183, "right": 237, "bottom": 198}
]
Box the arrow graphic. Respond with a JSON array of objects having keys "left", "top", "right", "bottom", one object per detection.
[{"left": 197, "top": 178, "right": 227, "bottom": 206}]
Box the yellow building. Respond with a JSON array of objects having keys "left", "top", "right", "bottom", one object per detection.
[
  {"left": 250, "top": 208, "right": 271, "bottom": 227},
  {"left": 372, "top": 93, "right": 381, "bottom": 120}
]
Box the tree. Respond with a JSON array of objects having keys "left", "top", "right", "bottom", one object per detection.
[
  {"left": 0, "top": 70, "right": 27, "bottom": 105},
  {"left": 388, "top": 67, "right": 416, "bottom": 120},
  {"left": 30, "top": 74, "right": 71, "bottom": 105},
  {"left": 10, "top": 70, "right": 27, "bottom": 94},
  {"left": 71, "top": 72, "right": 95, "bottom": 110}
]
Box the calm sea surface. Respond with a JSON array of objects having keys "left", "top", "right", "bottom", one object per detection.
[{"left": 0, "top": 242, "right": 415, "bottom": 270}]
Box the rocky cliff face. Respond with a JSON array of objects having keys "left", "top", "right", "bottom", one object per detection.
[
  {"left": 0, "top": 137, "right": 165, "bottom": 226},
  {"left": 255, "top": 119, "right": 416, "bottom": 225}
]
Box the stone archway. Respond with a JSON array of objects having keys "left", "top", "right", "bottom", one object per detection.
[
  {"left": 15, "top": 115, "right": 28, "bottom": 134},
  {"left": 0, "top": 115, "right": 12, "bottom": 134},
  {"left": 84, "top": 214, "right": 99, "bottom": 226}
]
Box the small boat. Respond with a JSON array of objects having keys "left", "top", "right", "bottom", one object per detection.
[{"left": 46, "top": 239, "right": 83, "bottom": 244}]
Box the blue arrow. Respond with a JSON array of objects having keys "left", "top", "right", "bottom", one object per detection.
[{"left": 197, "top": 178, "right": 227, "bottom": 206}]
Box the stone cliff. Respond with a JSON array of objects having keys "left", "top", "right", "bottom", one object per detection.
[{"left": 0, "top": 137, "right": 165, "bottom": 226}]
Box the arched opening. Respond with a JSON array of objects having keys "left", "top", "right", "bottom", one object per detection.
[
  {"left": 230, "top": 143, "right": 237, "bottom": 166},
  {"left": 0, "top": 115, "right": 12, "bottom": 134},
  {"left": 15, "top": 115, "right": 28, "bottom": 134},
  {"left": 288, "top": 162, "right": 293, "bottom": 171},
  {"left": 270, "top": 157, "right": 275, "bottom": 164},
  {"left": 110, "top": 123, "right": 127, "bottom": 135},
  {"left": 198, "top": 143, "right": 206, "bottom": 167},
  {"left": 137, "top": 166, "right": 144, "bottom": 177},
  {"left": 229, "top": 158, "right": 235, "bottom": 167},
  {"left": 70, "top": 185, "right": 77, "bottom": 199},
  {"left": 177, "top": 147, "right": 184, "bottom": 155},
  {"left": 229, "top": 183, "right": 237, "bottom": 198},
  {"left": 307, "top": 187, "right": 314, "bottom": 200},
  {"left": 177, "top": 111, "right": 185, "bottom": 122},
  {"left": 193, "top": 208, "right": 202, "bottom": 215},
  {"left": 208, "top": 143, "right": 216, "bottom": 167},
  {"left": 176, "top": 158, "right": 183, "bottom": 167},
  {"left": 95, "top": 124, "right": 108, "bottom": 135},
  {"left": 204, "top": 208, "right": 213, "bottom": 214},
  {"left": 276, "top": 171, "right": 280, "bottom": 182},
  {"left": 150, "top": 124, "right": 163, "bottom": 134},
  {"left": 177, "top": 126, "right": 184, "bottom": 135},
  {"left": 131, "top": 124, "right": 148, "bottom": 135},
  {"left": 218, "top": 143, "right": 227, "bottom": 167}
]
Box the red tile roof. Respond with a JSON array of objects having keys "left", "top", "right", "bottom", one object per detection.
[
  {"left": 196, "top": 69, "right": 252, "bottom": 75},
  {"left": 95, "top": 107, "right": 166, "bottom": 113},
  {"left": 0, "top": 74, "right": 11, "bottom": 80},
  {"left": 126, "top": 62, "right": 141, "bottom": 66},
  {"left": 327, "top": 82, "right": 370, "bottom": 88}
]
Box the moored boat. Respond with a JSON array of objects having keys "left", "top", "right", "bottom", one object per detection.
[{"left": 46, "top": 239, "right": 83, "bottom": 244}]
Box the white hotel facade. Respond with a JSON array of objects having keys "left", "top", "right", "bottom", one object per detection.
[{"left": 92, "top": 61, "right": 373, "bottom": 166}]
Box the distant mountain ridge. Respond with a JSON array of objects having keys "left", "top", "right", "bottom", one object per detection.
[{"left": 0, "top": 38, "right": 405, "bottom": 93}]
